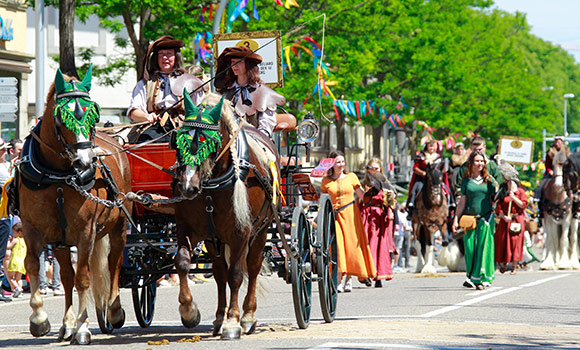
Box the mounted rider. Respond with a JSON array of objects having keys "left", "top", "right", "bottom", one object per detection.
[
  {"left": 127, "top": 35, "right": 205, "bottom": 143},
  {"left": 534, "top": 136, "right": 572, "bottom": 218},
  {"left": 406, "top": 139, "right": 454, "bottom": 218}
]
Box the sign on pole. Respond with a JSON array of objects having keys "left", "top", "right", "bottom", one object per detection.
[
  {"left": 0, "top": 78, "right": 17, "bottom": 86},
  {"left": 213, "top": 31, "right": 283, "bottom": 88},
  {"left": 0, "top": 77, "right": 19, "bottom": 122},
  {"left": 0, "top": 114, "right": 17, "bottom": 122},
  {"left": 498, "top": 135, "right": 535, "bottom": 165}
]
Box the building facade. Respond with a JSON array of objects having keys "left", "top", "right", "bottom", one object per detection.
[{"left": 0, "top": 0, "right": 32, "bottom": 142}]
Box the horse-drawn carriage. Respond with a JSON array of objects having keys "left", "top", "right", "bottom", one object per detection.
[
  {"left": 15, "top": 68, "right": 338, "bottom": 344},
  {"left": 118, "top": 111, "right": 338, "bottom": 332}
]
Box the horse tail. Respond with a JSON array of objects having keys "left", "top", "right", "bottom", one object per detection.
[
  {"left": 90, "top": 234, "right": 111, "bottom": 311},
  {"left": 230, "top": 126, "right": 252, "bottom": 231}
]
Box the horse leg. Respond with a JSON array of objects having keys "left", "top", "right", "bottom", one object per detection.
[
  {"left": 421, "top": 230, "right": 437, "bottom": 275},
  {"left": 175, "top": 245, "right": 201, "bottom": 329},
  {"left": 540, "top": 218, "right": 556, "bottom": 270},
  {"left": 241, "top": 229, "right": 268, "bottom": 334},
  {"left": 106, "top": 220, "right": 127, "bottom": 329},
  {"left": 53, "top": 248, "right": 76, "bottom": 341},
  {"left": 71, "top": 241, "right": 93, "bottom": 345},
  {"left": 557, "top": 218, "right": 572, "bottom": 269},
  {"left": 23, "top": 224, "right": 50, "bottom": 337},
  {"left": 569, "top": 218, "right": 580, "bottom": 269},
  {"left": 205, "top": 243, "right": 228, "bottom": 336},
  {"left": 221, "top": 240, "right": 249, "bottom": 340},
  {"left": 414, "top": 224, "right": 424, "bottom": 273}
]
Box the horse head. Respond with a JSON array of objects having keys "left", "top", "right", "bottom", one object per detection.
[
  {"left": 425, "top": 159, "right": 445, "bottom": 206},
  {"left": 173, "top": 91, "right": 227, "bottom": 199},
  {"left": 46, "top": 66, "right": 100, "bottom": 171},
  {"left": 543, "top": 151, "right": 571, "bottom": 221}
]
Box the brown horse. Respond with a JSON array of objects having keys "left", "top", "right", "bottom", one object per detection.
[
  {"left": 16, "top": 68, "right": 131, "bottom": 344},
  {"left": 412, "top": 160, "right": 449, "bottom": 274},
  {"left": 171, "top": 92, "right": 277, "bottom": 339}
]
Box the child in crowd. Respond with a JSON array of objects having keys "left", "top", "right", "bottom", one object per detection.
[{"left": 6, "top": 222, "right": 25, "bottom": 298}]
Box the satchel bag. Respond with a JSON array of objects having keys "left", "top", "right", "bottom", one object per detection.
[
  {"left": 509, "top": 221, "right": 522, "bottom": 235},
  {"left": 506, "top": 200, "right": 522, "bottom": 235},
  {"left": 459, "top": 215, "right": 477, "bottom": 230}
]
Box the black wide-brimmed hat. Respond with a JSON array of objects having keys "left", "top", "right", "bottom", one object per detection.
[{"left": 214, "top": 46, "right": 262, "bottom": 89}]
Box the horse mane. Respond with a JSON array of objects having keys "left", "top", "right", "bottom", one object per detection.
[{"left": 200, "top": 92, "right": 252, "bottom": 230}]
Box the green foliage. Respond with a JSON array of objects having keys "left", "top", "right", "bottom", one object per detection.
[{"left": 48, "top": 0, "right": 580, "bottom": 154}]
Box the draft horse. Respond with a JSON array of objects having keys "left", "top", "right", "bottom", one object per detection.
[
  {"left": 412, "top": 159, "right": 449, "bottom": 274},
  {"left": 540, "top": 151, "right": 580, "bottom": 270},
  {"left": 171, "top": 92, "right": 278, "bottom": 339},
  {"left": 16, "top": 68, "right": 131, "bottom": 344}
]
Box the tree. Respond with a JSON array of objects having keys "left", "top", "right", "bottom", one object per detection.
[{"left": 76, "top": 0, "right": 210, "bottom": 82}]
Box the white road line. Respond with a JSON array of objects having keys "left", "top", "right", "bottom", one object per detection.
[
  {"left": 421, "top": 274, "right": 571, "bottom": 318},
  {"left": 309, "top": 342, "right": 485, "bottom": 350}
]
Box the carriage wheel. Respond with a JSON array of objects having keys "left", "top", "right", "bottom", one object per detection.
[
  {"left": 316, "top": 193, "right": 338, "bottom": 323},
  {"left": 132, "top": 274, "right": 157, "bottom": 328},
  {"left": 290, "top": 207, "right": 312, "bottom": 329}
]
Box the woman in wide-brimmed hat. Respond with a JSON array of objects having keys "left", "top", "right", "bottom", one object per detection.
[
  {"left": 127, "top": 35, "right": 205, "bottom": 142},
  {"left": 215, "top": 46, "right": 285, "bottom": 138}
]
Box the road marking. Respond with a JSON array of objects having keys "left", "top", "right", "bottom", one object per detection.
[
  {"left": 421, "top": 274, "right": 570, "bottom": 318},
  {"left": 309, "top": 342, "right": 489, "bottom": 349}
]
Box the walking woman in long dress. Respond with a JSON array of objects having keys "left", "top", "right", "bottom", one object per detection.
[
  {"left": 452, "top": 151, "right": 498, "bottom": 290},
  {"left": 321, "top": 151, "right": 376, "bottom": 292},
  {"left": 359, "top": 158, "right": 396, "bottom": 287}
]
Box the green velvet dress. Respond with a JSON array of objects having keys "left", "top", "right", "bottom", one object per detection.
[{"left": 461, "top": 177, "right": 496, "bottom": 285}]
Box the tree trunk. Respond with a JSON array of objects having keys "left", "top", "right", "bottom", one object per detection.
[
  {"left": 59, "top": 0, "right": 78, "bottom": 78},
  {"left": 336, "top": 116, "right": 345, "bottom": 153},
  {"left": 122, "top": 8, "right": 150, "bottom": 81},
  {"left": 372, "top": 124, "right": 383, "bottom": 158}
]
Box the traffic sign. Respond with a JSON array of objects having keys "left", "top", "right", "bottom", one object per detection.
[
  {"left": 0, "top": 86, "right": 17, "bottom": 95},
  {"left": 0, "top": 104, "right": 17, "bottom": 113},
  {"left": 0, "top": 114, "right": 17, "bottom": 122},
  {"left": 0, "top": 96, "right": 17, "bottom": 104},
  {"left": 0, "top": 78, "right": 17, "bottom": 86}
]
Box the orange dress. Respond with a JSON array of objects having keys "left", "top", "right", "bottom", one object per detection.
[{"left": 321, "top": 173, "right": 377, "bottom": 279}]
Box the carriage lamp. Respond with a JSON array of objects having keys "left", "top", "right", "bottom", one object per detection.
[{"left": 297, "top": 113, "right": 319, "bottom": 143}]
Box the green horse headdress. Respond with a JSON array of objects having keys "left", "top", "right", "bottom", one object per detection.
[
  {"left": 53, "top": 65, "right": 101, "bottom": 138},
  {"left": 175, "top": 89, "right": 224, "bottom": 167}
]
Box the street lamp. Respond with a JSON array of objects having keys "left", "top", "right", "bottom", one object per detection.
[{"left": 564, "top": 93, "right": 575, "bottom": 137}]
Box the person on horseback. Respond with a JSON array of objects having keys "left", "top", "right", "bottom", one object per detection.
[
  {"left": 534, "top": 136, "right": 571, "bottom": 218},
  {"left": 406, "top": 139, "right": 454, "bottom": 218},
  {"left": 214, "top": 46, "right": 285, "bottom": 139},
  {"left": 128, "top": 35, "right": 206, "bottom": 142}
]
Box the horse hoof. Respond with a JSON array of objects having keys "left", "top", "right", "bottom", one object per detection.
[
  {"left": 30, "top": 320, "right": 51, "bottom": 337},
  {"left": 241, "top": 320, "right": 257, "bottom": 334},
  {"left": 111, "top": 308, "right": 126, "bottom": 329},
  {"left": 212, "top": 325, "right": 222, "bottom": 337},
  {"left": 181, "top": 310, "right": 201, "bottom": 329},
  {"left": 221, "top": 325, "right": 242, "bottom": 340},
  {"left": 58, "top": 325, "right": 74, "bottom": 341},
  {"left": 71, "top": 332, "right": 91, "bottom": 345}
]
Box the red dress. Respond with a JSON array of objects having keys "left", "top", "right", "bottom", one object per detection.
[
  {"left": 359, "top": 189, "right": 394, "bottom": 281},
  {"left": 495, "top": 187, "right": 528, "bottom": 263}
]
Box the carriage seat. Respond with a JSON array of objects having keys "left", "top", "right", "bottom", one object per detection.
[{"left": 274, "top": 113, "right": 296, "bottom": 132}]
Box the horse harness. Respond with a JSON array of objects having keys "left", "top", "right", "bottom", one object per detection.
[{"left": 14, "top": 121, "right": 128, "bottom": 249}]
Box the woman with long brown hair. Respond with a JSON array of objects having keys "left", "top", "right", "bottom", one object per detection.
[
  {"left": 214, "top": 46, "right": 285, "bottom": 138},
  {"left": 452, "top": 151, "right": 498, "bottom": 290},
  {"left": 321, "top": 151, "right": 376, "bottom": 292},
  {"left": 359, "top": 158, "right": 396, "bottom": 287}
]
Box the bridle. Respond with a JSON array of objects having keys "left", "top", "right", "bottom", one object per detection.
[{"left": 36, "top": 82, "right": 98, "bottom": 164}]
